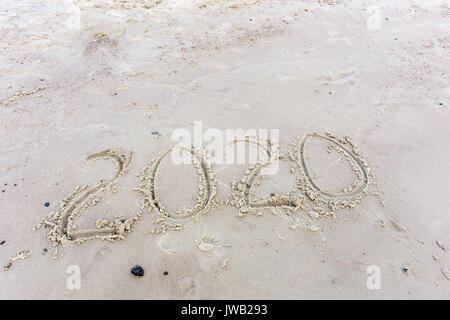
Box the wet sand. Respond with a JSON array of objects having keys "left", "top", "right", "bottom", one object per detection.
[{"left": 0, "top": 0, "right": 449, "bottom": 299}]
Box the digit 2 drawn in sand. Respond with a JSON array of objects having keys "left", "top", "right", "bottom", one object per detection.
[
  {"left": 36, "top": 149, "right": 141, "bottom": 245},
  {"left": 228, "top": 137, "right": 301, "bottom": 216}
]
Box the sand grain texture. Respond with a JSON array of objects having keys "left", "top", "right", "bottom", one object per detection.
[{"left": 0, "top": 0, "right": 449, "bottom": 299}]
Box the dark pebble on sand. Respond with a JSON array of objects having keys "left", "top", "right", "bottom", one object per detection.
[
  {"left": 44, "top": 202, "right": 50, "bottom": 207},
  {"left": 131, "top": 265, "right": 145, "bottom": 277},
  {"left": 163, "top": 271, "right": 169, "bottom": 275}
]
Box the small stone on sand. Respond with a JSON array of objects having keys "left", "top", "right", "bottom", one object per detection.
[{"left": 131, "top": 265, "right": 145, "bottom": 277}]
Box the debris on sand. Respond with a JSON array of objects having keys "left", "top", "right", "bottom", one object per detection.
[
  {"left": 436, "top": 240, "right": 447, "bottom": 251},
  {"left": 131, "top": 265, "right": 145, "bottom": 277},
  {"left": 2, "top": 249, "right": 31, "bottom": 272},
  {"left": 11, "top": 249, "right": 32, "bottom": 262},
  {"left": 2, "top": 262, "right": 12, "bottom": 271}
]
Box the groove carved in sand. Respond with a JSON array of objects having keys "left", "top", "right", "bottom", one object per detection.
[
  {"left": 137, "top": 145, "right": 217, "bottom": 234},
  {"left": 227, "top": 137, "right": 302, "bottom": 217},
  {"left": 36, "top": 149, "right": 141, "bottom": 245},
  {"left": 228, "top": 132, "right": 374, "bottom": 223},
  {"left": 295, "top": 132, "right": 372, "bottom": 212},
  {"left": 36, "top": 132, "right": 375, "bottom": 245}
]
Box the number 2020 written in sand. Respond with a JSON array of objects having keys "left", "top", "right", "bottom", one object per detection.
[{"left": 36, "top": 132, "right": 374, "bottom": 246}]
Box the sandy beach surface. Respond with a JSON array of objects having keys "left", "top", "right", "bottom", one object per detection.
[{"left": 0, "top": 0, "right": 449, "bottom": 299}]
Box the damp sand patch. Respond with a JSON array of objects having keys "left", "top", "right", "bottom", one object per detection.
[{"left": 30, "top": 131, "right": 450, "bottom": 281}]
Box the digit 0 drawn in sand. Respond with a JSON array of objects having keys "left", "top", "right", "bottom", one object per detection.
[
  {"left": 136, "top": 145, "right": 217, "bottom": 234},
  {"left": 36, "top": 149, "right": 142, "bottom": 245},
  {"left": 295, "top": 132, "right": 372, "bottom": 212}
]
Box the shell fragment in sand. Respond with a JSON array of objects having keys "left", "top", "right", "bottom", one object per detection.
[
  {"left": 12, "top": 249, "right": 31, "bottom": 262},
  {"left": 436, "top": 240, "right": 447, "bottom": 251}
]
